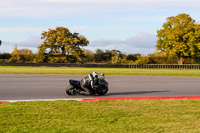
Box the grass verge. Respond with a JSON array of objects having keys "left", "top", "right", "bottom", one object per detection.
[
  {"left": 0, "top": 66, "right": 200, "bottom": 76},
  {"left": 1, "top": 100, "right": 200, "bottom": 133}
]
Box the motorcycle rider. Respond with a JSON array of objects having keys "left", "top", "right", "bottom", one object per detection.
[{"left": 79, "top": 72, "right": 99, "bottom": 95}]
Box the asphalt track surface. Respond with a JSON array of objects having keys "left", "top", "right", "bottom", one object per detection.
[{"left": 0, "top": 74, "right": 200, "bottom": 100}]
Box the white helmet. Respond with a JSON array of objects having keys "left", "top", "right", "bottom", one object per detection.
[{"left": 92, "top": 72, "right": 98, "bottom": 78}]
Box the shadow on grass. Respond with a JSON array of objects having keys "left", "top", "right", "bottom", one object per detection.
[{"left": 106, "top": 90, "right": 169, "bottom": 96}]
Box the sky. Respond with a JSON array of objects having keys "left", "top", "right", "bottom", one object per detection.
[{"left": 0, "top": 0, "right": 200, "bottom": 55}]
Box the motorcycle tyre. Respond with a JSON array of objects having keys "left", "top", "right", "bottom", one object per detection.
[
  {"left": 66, "top": 85, "right": 79, "bottom": 95},
  {"left": 96, "top": 88, "right": 108, "bottom": 95}
]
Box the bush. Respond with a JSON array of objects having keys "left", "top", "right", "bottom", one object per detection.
[
  {"left": 134, "top": 56, "right": 149, "bottom": 64},
  {"left": 0, "top": 59, "right": 8, "bottom": 63},
  {"left": 48, "top": 55, "right": 77, "bottom": 63},
  {"left": 0, "top": 53, "right": 11, "bottom": 59}
]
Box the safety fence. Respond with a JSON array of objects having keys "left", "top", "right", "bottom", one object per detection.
[{"left": 0, "top": 63, "right": 200, "bottom": 69}]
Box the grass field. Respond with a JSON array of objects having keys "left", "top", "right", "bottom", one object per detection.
[
  {"left": 1, "top": 100, "right": 200, "bottom": 133},
  {"left": 0, "top": 66, "right": 200, "bottom": 76},
  {"left": 1, "top": 66, "right": 200, "bottom": 132}
]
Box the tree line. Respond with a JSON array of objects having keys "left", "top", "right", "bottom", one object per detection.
[
  {"left": 0, "top": 47, "right": 199, "bottom": 64},
  {"left": 0, "top": 13, "right": 200, "bottom": 64}
]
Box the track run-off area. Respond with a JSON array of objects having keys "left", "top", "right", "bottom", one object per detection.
[{"left": 0, "top": 74, "right": 200, "bottom": 102}]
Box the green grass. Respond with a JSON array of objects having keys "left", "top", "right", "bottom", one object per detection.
[
  {"left": 1, "top": 100, "right": 200, "bottom": 133},
  {"left": 0, "top": 66, "right": 200, "bottom": 76}
]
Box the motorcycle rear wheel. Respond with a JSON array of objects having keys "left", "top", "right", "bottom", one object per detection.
[{"left": 66, "top": 85, "right": 79, "bottom": 95}]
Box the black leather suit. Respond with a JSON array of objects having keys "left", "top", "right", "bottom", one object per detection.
[{"left": 80, "top": 74, "right": 94, "bottom": 95}]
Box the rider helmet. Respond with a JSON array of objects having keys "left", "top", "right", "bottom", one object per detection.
[{"left": 92, "top": 72, "right": 98, "bottom": 79}]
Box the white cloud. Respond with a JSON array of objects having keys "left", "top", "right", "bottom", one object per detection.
[
  {"left": 19, "top": 36, "right": 42, "bottom": 47},
  {"left": 0, "top": 27, "right": 48, "bottom": 32},
  {"left": 0, "top": 26, "right": 88, "bottom": 32},
  {"left": 109, "top": 16, "right": 167, "bottom": 23},
  {"left": 1, "top": 0, "right": 200, "bottom": 18},
  {"left": 0, "top": 41, "right": 15, "bottom": 53},
  {"left": 88, "top": 32, "right": 156, "bottom": 54},
  {"left": 11, "top": 0, "right": 200, "bottom": 3},
  {"left": 0, "top": 36, "right": 41, "bottom": 53},
  {"left": 126, "top": 32, "right": 157, "bottom": 48}
]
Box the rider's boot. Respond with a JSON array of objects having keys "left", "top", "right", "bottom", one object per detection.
[{"left": 79, "top": 91, "right": 92, "bottom": 95}]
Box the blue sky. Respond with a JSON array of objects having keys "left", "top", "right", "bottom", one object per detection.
[{"left": 0, "top": 0, "right": 200, "bottom": 54}]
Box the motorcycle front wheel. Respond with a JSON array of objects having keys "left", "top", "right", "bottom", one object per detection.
[{"left": 96, "top": 87, "right": 108, "bottom": 95}]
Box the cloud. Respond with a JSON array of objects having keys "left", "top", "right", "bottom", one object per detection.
[
  {"left": 90, "top": 39, "right": 123, "bottom": 46},
  {"left": 126, "top": 32, "right": 157, "bottom": 48},
  {"left": 3, "top": 31, "right": 156, "bottom": 54},
  {"left": 0, "top": 36, "right": 41, "bottom": 53},
  {"left": 0, "top": 27, "right": 47, "bottom": 32},
  {"left": 6, "top": 0, "right": 199, "bottom": 4},
  {"left": 88, "top": 32, "right": 156, "bottom": 54},
  {"left": 0, "top": 41, "right": 15, "bottom": 53},
  {"left": 1, "top": 32, "right": 156, "bottom": 54},
  {"left": 19, "top": 36, "right": 42, "bottom": 47},
  {"left": 0, "top": 26, "right": 88, "bottom": 32},
  {"left": 1, "top": 0, "right": 200, "bottom": 18}
]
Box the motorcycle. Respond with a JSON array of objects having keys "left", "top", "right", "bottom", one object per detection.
[{"left": 66, "top": 73, "right": 109, "bottom": 95}]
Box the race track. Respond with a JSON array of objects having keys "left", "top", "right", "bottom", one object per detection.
[{"left": 0, "top": 74, "right": 200, "bottom": 100}]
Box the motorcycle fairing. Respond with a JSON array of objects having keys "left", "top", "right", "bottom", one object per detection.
[{"left": 69, "top": 80, "right": 80, "bottom": 87}]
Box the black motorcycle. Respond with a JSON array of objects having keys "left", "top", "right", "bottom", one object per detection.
[{"left": 66, "top": 73, "right": 109, "bottom": 95}]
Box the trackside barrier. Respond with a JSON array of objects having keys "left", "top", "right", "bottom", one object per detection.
[{"left": 0, "top": 63, "right": 200, "bottom": 69}]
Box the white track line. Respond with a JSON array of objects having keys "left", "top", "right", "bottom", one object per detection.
[{"left": 0, "top": 98, "right": 89, "bottom": 103}]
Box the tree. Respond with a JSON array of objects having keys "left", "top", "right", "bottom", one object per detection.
[
  {"left": 9, "top": 46, "right": 34, "bottom": 63},
  {"left": 94, "top": 49, "right": 104, "bottom": 62},
  {"left": 0, "top": 53, "right": 11, "bottom": 63},
  {"left": 127, "top": 53, "right": 141, "bottom": 62},
  {"left": 0, "top": 53, "right": 11, "bottom": 59},
  {"left": 0, "top": 40, "right": 1, "bottom": 46},
  {"left": 156, "top": 13, "right": 200, "bottom": 64},
  {"left": 134, "top": 56, "right": 149, "bottom": 64},
  {"left": 111, "top": 53, "right": 121, "bottom": 64},
  {"left": 38, "top": 27, "right": 89, "bottom": 63},
  {"left": 94, "top": 49, "right": 112, "bottom": 63},
  {"left": 82, "top": 49, "right": 95, "bottom": 63},
  {"left": 110, "top": 50, "right": 128, "bottom": 64},
  {"left": 9, "top": 46, "right": 20, "bottom": 62}
]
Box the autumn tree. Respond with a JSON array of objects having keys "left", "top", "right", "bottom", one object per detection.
[
  {"left": 82, "top": 49, "right": 95, "bottom": 63},
  {"left": 9, "top": 46, "right": 34, "bottom": 63},
  {"left": 110, "top": 50, "right": 128, "bottom": 64},
  {"left": 38, "top": 27, "right": 89, "bottom": 63},
  {"left": 134, "top": 56, "right": 149, "bottom": 64},
  {"left": 156, "top": 13, "right": 200, "bottom": 64},
  {"left": 9, "top": 46, "right": 20, "bottom": 62}
]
